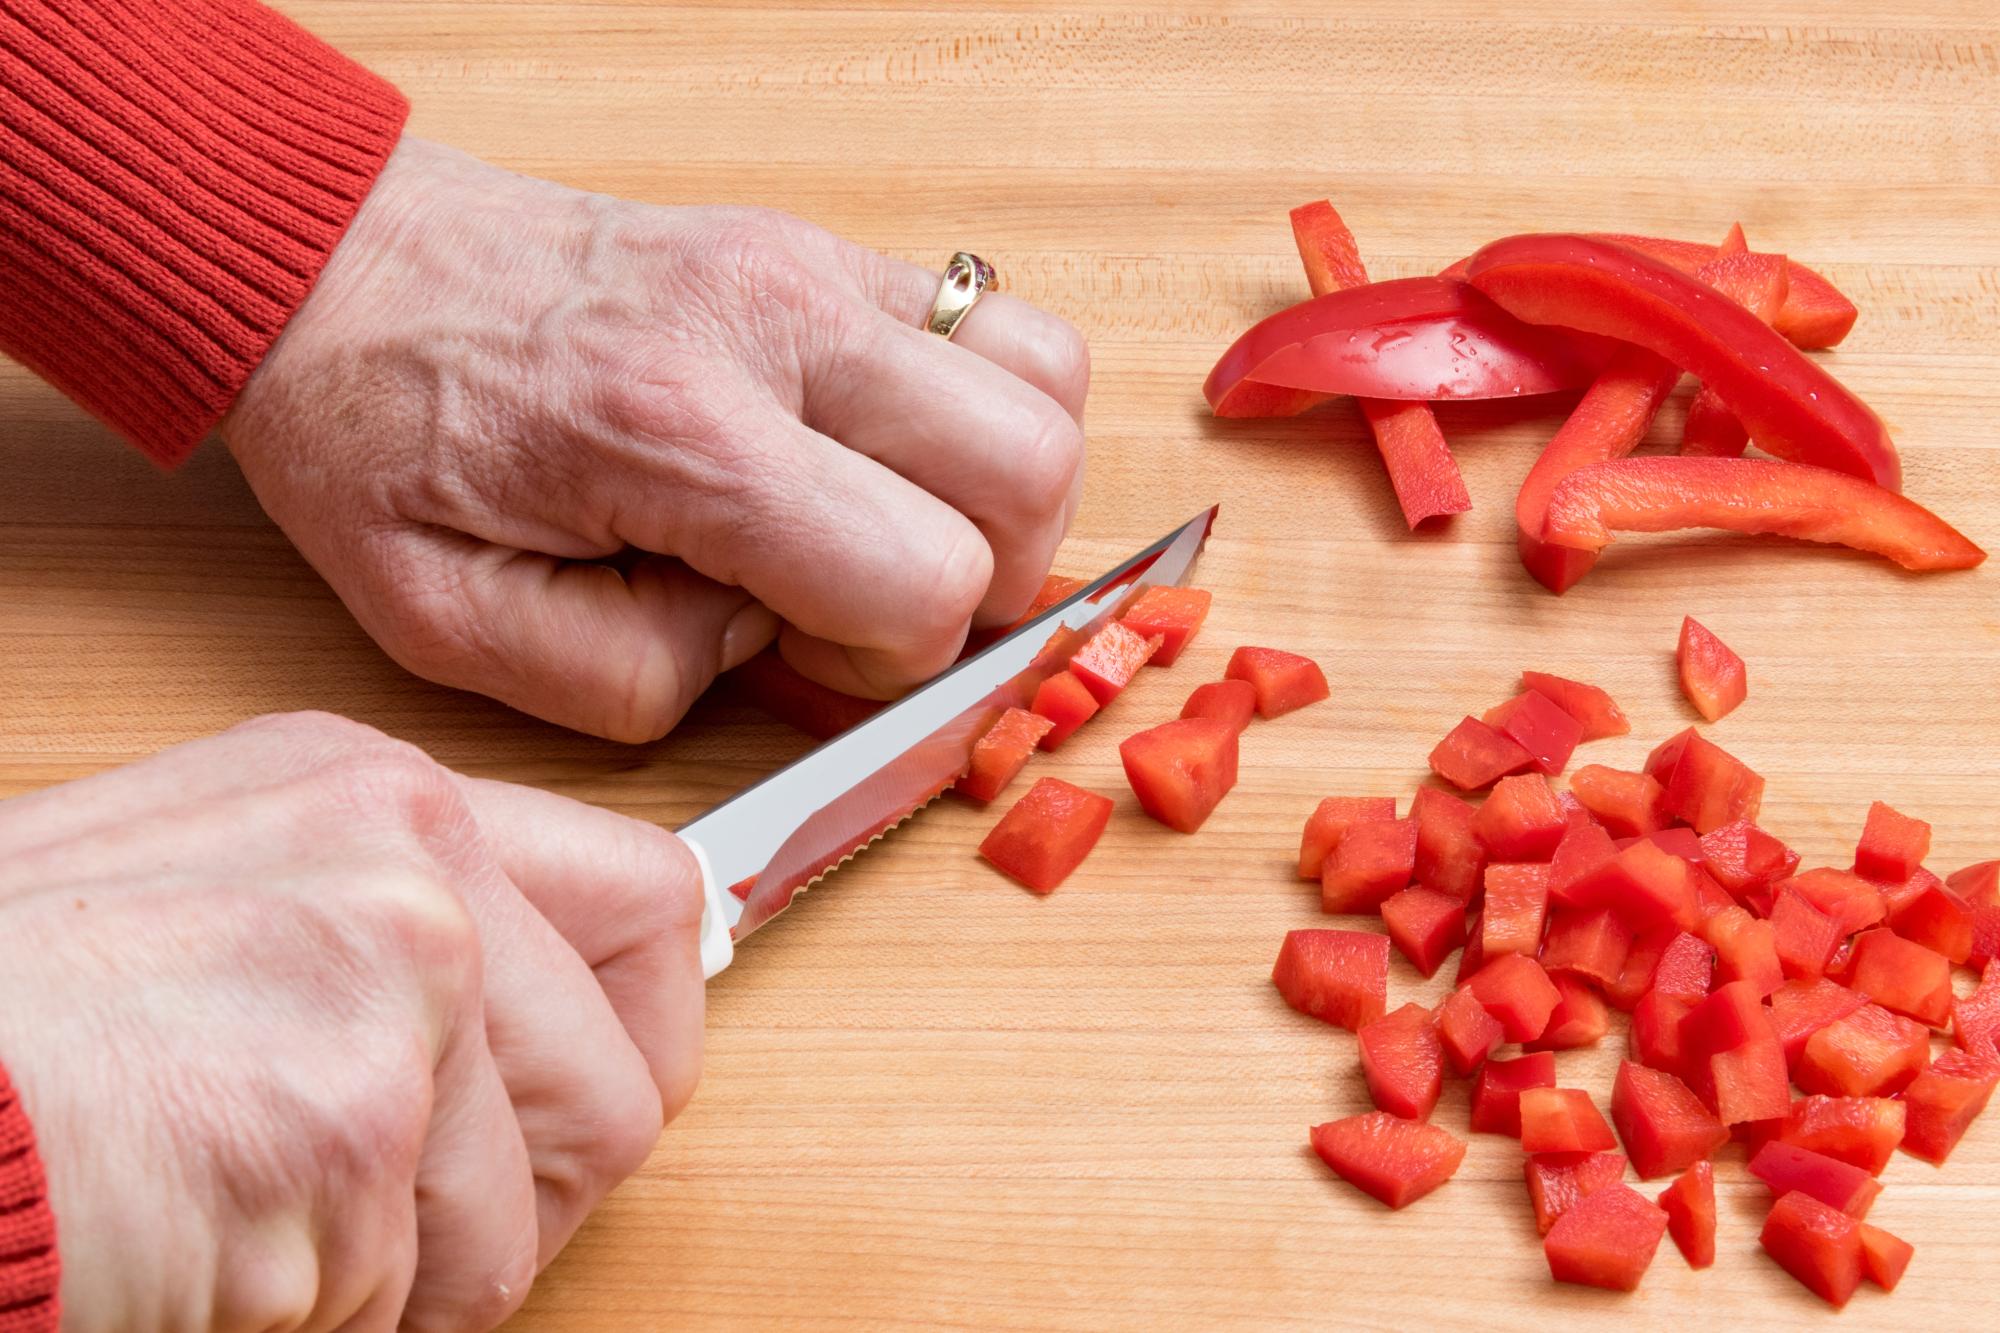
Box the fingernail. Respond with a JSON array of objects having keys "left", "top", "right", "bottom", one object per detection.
[{"left": 719, "top": 601, "right": 781, "bottom": 672}]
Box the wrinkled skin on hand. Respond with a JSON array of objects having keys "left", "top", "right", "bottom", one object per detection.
[
  {"left": 224, "top": 138, "right": 1089, "bottom": 741},
  {"left": 0, "top": 712, "right": 705, "bottom": 1330}
]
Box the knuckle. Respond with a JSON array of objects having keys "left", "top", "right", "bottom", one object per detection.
[
  {"left": 456, "top": 1236, "right": 537, "bottom": 1333},
  {"left": 930, "top": 521, "right": 994, "bottom": 629},
  {"left": 322, "top": 739, "right": 468, "bottom": 843},
  {"left": 211, "top": 1236, "right": 318, "bottom": 1333},
  {"left": 601, "top": 1089, "right": 668, "bottom": 1186},
  {"left": 343, "top": 864, "right": 483, "bottom": 996},
  {"left": 1012, "top": 405, "right": 1085, "bottom": 521}
]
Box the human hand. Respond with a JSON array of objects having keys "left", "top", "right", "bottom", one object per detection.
[
  {"left": 0, "top": 711, "right": 703, "bottom": 1330},
  {"left": 223, "top": 137, "right": 1089, "bottom": 741}
]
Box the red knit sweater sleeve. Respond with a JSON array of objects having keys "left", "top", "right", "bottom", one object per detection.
[
  {"left": 0, "top": 1061, "right": 57, "bottom": 1333},
  {"left": 0, "top": 0, "right": 409, "bottom": 466}
]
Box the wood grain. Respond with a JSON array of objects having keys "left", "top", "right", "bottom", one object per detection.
[{"left": 3, "top": 2, "right": 1997, "bottom": 1327}]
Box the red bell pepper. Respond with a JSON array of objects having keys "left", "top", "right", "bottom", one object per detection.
[
  {"left": 1845, "top": 929, "right": 1953, "bottom": 1028},
  {"left": 1271, "top": 928, "right": 1389, "bottom": 1031},
  {"left": 1762, "top": 1191, "right": 1866, "bottom": 1308},
  {"left": 1657, "top": 1160, "right": 1716, "bottom": 1268},
  {"left": 725, "top": 647, "right": 880, "bottom": 739},
  {"left": 1888, "top": 878, "right": 1974, "bottom": 965},
  {"left": 1630, "top": 989, "right": 1692, "bottom": 1077},
  {"left": 1380, "top": 885, "right": 1466, "bottom": 978},
  {"left": 1604, "top": 929, "right": 1674, "bottom": 1011},
  {"left": 1702, "top": 905, "right": 1783, "bottom": 997},
  {"left": 1675, "top": 617, "right": 1747, "bottom": 723},
  {"left": 1224, "top": 646, "right": 1329, "bottom": 718},
  {"left": 1544, "top": 1184, "right": 1669, "bottom": 1292},
  {"left": 1540, "top": 907, "right": 1634, "bottom": 987},
  {"left": 1795, "top": 1002, "right": 1931, "bottom": 1098},
  {"left": 1524, "top": 1151, "right": 1627, "bottom": 1236},
  {"left": 1858, "top": 1222, "right": 1914, "bottom": 1292},
  {"left": 1567, "top": 765, "right": 1666, "bottom": 840},
  {"left": 1768, "top": 979, "right": 1868, "bottom": 1069},
  {"left": 1973, "top": 904, "right": 2000, "bottom": 971},
  {"left": 1480, "top": 690, "right": 1583, "bottom": 776},
  {"left": 1068, "top": 621, "right": 1161, "bottom": 705},
  {"left": 1309, "top": 1112, "right": 1466, "bottom": 1209},
  {"left": 1468, "top": 954, "right": 1562, "bottom": 1043},
  {"left": 1467, "top": 233, "right": 1901, "bottom": 487},
  {"left": 1428, "top": 716, "right": 1532, "bottom": 791},
  {"left": 1566, "top": 839, "right": 1701, "bottom": 933},
  {"left": 1180, "top": 679, "right": 1257, "bottom": 733},
  {"left": 1526, "top": 973, "right": 1610, "bottom": 1052},
  {"left": 1651, "top": 931, "right": 1717, "bottom": 1003},
  {"left": 1539, "top": 456, "right": 1984, "bottom": 573},
  {"left": 1438, "top": 982, "right": 1505, "bottom": 1076},
  {"left": 1119, "top": 718, "right": 1239, "bottom": 834},
  {"left": 958, "top": 707, "right": 1055, "bottom": 803},
  {"left": 1612, "top": 1060, "right": 1729, "bottom": 1179},
  {"left": 1652, "top": 729, "right": 1764, "bottom": 835},
  {"left": 1298, "top": 795, "right": 1399, "bottom": 880},
  {"left": 1680, "top": 250, "right": 1790, "bottom": 458},
  {"left": 1748, "top": 1141, "right": 1882, "bottom": 1219},
  {"left": 1780, "top": 1096, "right": 1906, "bottom": 1176},
  {"left": 1899, "top": 1047, "right": 2000, "bottom": 1165},
  {"left": 1680, "top": 980, "right": 1790, "bottom": 1124},
  {"left": 1519, "top": 670, "right": 1630, "bottom": 740},
  {"left": 1411, "top": 786, "right": 1486, "bottom": 901},
  {"left": 1855, "top": 800, "right": 1932, "bottom": 884},
  {"left": 1770, "top": 888, "right": 1844, "bottom": 981},
  {"left": 1470, "top": 1051, "right": 1556, "bottom": 1136},
  {"left": 1117, "top": 585, "right": 1211, "bottom": 667},
  {"left": 1955, "top": 962, "right": 2000, "bottom": 1059},
  {"left": 1702, "top": 818, "right": 1800, "bottom": 900},
  {"left": 977, "top": 777, "right": 1114, "bottom": 894},
  {"left": 1473, "top": 775, "right": 1568, "bottom": 861},
  {"left": 1322, "top": 818, "right": 1419, "bottom": 913},
  {"left": 1949, "top": 859, "right": 2000, "bottom": 907},
  {"left": 1454, "top": 909, "right": 1488, "bottom": 986},
  {"left": 1359, "top": 1002, "right": 1445, "bottom": 1121},
  {"left": 1547, "top": 821, "right": 1618, "bottom": 910},
  {"left": 1029, "top": 670, "right": 1099, "bottom": 750},
  {"left": 1781, "top": 867, "right": 1887, "bottom": 935}
]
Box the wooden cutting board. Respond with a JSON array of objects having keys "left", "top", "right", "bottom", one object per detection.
[{"left": 2, "top": 2, "right": 1995, "bottom": 1327}]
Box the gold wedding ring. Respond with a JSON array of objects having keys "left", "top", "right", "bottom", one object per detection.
[{"left": 925, "top": 252, "right": 997, "bottom": 340}]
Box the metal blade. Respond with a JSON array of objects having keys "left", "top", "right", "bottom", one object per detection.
[{"left": 679, "top": 506, "right": 1218, "bottom": 944}]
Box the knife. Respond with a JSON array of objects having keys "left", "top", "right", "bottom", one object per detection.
[{"left": 681, "top": 506, "right": 1218, "bottom": 977}]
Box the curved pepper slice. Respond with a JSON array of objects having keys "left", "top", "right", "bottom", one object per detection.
[
  {"left": 1681, "top": 249, "right": 1790, "bottom": 458},
  {"left": 1467, "top": 234, "right": 1901, "bottom": 489},
  {"left": 1538, "top": 457, "right": 1984, "bottom": 573},
  {"left": 1204, "top": 276, "right": 1615, "bottom": 414}
]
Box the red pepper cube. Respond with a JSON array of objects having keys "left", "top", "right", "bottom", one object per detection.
[
  {"left": 1271, "top": 928, "right": 1389, "bottom": 1032},
  {"left": 1427, "top": 716, "right": 1532, "bottom": 792},
  {"left": 1224, "top": 646, "right": 1328, "bottom": 718},
  {"left": 1858, "top": 1222, "right": 1914, "bottom": 1292},
  {"left": 1297, "top": 795, "right": 1398, "bottom": 881},
  {"left": 1520, "top": 1087, "right": 1616, "bottom": 1154},
  {"left": 1629, "top": 990, "right": 1692, "bottom": 1077},
  {"left": 1604, "top": 929, "right": 1674, "bottom": 1012},
  {"left": 1887, "top": 878, "right": 1975, "bottom": 965},
  {"left": 1481, "top": 690, "right": 1584, "bottom": 776},
  {"left": 977, "top": 777, "right": 1113, "bottom": 894},
  {"left": 1955, "top": 962, "right": 2000, "bottom": 1060},
  {"left": 1068, "top": 620, "right": 1161, "bottom": 705},
  {"left": 1411, "top": 786, "right": 1486, "bottom": 902},
  {"left": 1525, "top": 973, "right": 1610, "bottom": 1052},
  {"left": 1973, "top": 904, "right": 2000, "bottom": 971},
  {"left": 958, "top": 707, "right": 1055, "bottom": 803},
  {"left": 1899, "top": 1047, "right": 2000, "bottom": 1165},
  {"left": 1748, "top": 1141, "right": 1882, "bottom": 1219},
  {"left": 1359, "top": 1002, "right": 1444, "bottom": 1121},
  {"left": 1470, "top": 1051, "right": 1556, "bottom": 1136},
  {"left": 1796, "top": 1002, "right": 1931, "bottom": 1098},
  {"left": 1453, "top": 909, "right": 1488, "bottom": 986},
  {"left": 1769, "top": 979, "right": 1869, "bottom": 1069},
  {"left": 1179, "top": 679, "right": 1257, "bottom": 733},
  {"left": 1676, "top": 616, "right": 1748, "bottom": 722},
  {"left": 1547, "top": 820, "right": 1619, "bottom": 910},
  {"left": 1473, "top": 774, "right": 1568, "bottom": 861},
  {"left": 1029, "top": 671, "right": 1099, "bottom": 750},
  {"left": 1680, "top": 980, "right": 1789, "bottom": 1124},
  {"left": 1321, "top": 818, "right": 1418, "bottom": 913},
  {"left": 1690, "top": 867, "right": 1736, "bottom": 921},
  {"left": 1480, "top": 863, "right": 1551, "bottom": 957},
  {"left": 1437, "top": 983, "right": 1504, "bottom": 1076},
  {"left": 1569, "top": 839, "right": 1701, "bottom": 933},
  {"left": 1845, "top": 928, "right": 1952, "bottom": 1028},
  {"left": 1544, "top": 1184, "right": 1669, "bottom": 1292},
  {"left": 1117, "top": 585, "right": 1210, "bottom": 667},
  {"left": 1525, "top": 1150, "right": 1627, "bottom": 1235},
  {"left": 1854, "top": 799, "right": 1931, "bottom": 884},
  {"left": 1770, "top": 888, "right": 1843, "bottom": 981},
  {"left": 1779, "top": 867, "right": 1886, "bottom": 935},
  {"left": 1468, "top": 954, "right": 1562, "bottom": 1043},
  {"left": 1644, "top": 826, "right": 1706, "bottom": 865},
  {"left": 1762, "top": 1191, "right": 1865, "bottom": 1308},
  {"left": 1379, "top": 886, "right": 1466, "bottom": 979},
  {"left": 1651, "top": 931, "right": 1716, "bottom": 1002},
  {"left": 1119, "top": 718, "right": 1238, "bottom": 834},
  {"left": 1567, "top": 765, "right": 1667, "bottom": 839},
  {"left": 1700, "top": 818, "right": 1800, "bottom": 899},
  {"left": 1949, "top": 859, "right": 1999, "bottom": 908},
  {"left": 1701, "top": 905, "right": 1782, "bottom": 997},
  {"left": 1520, "top": 670, "right": 1631, "bottom": 740},
  {"left": 1612, "top": 1061, "right": 1729, "bottom": 1180},
  {"left": 1780, "top": 1096, "right": 1906, "bottom": 1176},
  {"left": 1658, "top": 1160, "right": 1716, "bottom": 1268},
  {"left": 1308, "top": 1112, "right": 1466, "bottom": 1209},
  {"left": 1540, "top": 908, "right": 1633, "bottom": 987},
  {"left": 1656, "top": 730, "right": 1765, "bottom": 834}
]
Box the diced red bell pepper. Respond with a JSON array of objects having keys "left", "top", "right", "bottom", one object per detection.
[
  {"left": 1949, "top": 859, "right": 1999, "bottom": 907},
  {"left": 1454, "top": 909, "right": 1488, "bottom": 986},
  {"left": 1468, "top": 954, "right": 1562, "bottom": 1043},
  {"left": 1480, "top": 690, "right": 1583, "bottom": 776},
  {"left": 1690, "top": 867, "right": 1736, "bottom": 921},
  {"left": 1411, "top": 786, "right": 1486, "bottom": 902},
  {"left": 1650, "top": 731, "right": 1763, "bottom": 835},
  {"left": 1845, "top": 929, "right": 1953, "bottom": 1028},
  {"left": 1956, "top": 962, "right": 2000, "bottom": 1060},
  {"left": 1474, "top": 775, "right": 1568, "bottom": 861},
  {"left": 1380, "top": 886, "right": 1466, "bottom": 979},
  {"left": 1700, "top": 818, "right": 1800, "bottom": 899},
  {"left": 1612, "top": 1060, "right": 1729, "bottom": 1179},
  {"left": 1680, "top": 980, "right": 1791, "bottom": 1124},
  {"left": 1117, "top": 585, "right": 1211, "bottom": 667},
  {"left": 1119, "top": 718, "right": 1238, "bottom": 834},
  {"left": 1973, "top": 904, "right": 2000, "bottom": 971},
  {"left": 1427, "top": 716, "right": 1532, "bottom": 791},
  {"left": 1643, "top": 826, "right": 1707, "bottom": 865},
  {"left": 1526, "top": 973, "right": 1610, "bottom": 1052},
  {"left": 1675, "top": 617, "right": 1747, "bottom": 723},
  {"left": 1769, "top": 979, "right": 1869, "bottom": 1069},
  {"left": 958, "top": 707, "right": 1055, "bottom": 804},
  {"left": 1544, "top": 1184, "right": 1669, "bottom": 1292},
  {"left": 1630, "top": 989, "right": 1692, "bottom": 1077},
  {"left": 1309, "top": 1112, "right": 1466, "bottom": 1209},
  {"left": 726, "top": 647, "right": 881, "bottom": 738},
  {"left": 1602, "top": 929, "right": 1672, "bottom": 1013},
  {"left": 1470, "top": 1051, "right": 1556, "bottom": 1136},
  {"left": 968, "top": 572, "right": 1088, "bottom": 650},
  {"left": 1068, "top": 621, "right": 1161, "bottom": 705},
  {"left": 1271, "top": 928, "right": 1389, "bottom": 1032},
  {"left": 1566, "top": 765, "right": 1665, "bottom": 840},
  {"left": 1858, "top": 1222, "right": 1914, "bottom": 1292},
  {"left": 1567, "top": 839, "right": 1701, "bottom": 933},
  {"left": 1547, "top": 820, "right": 1619, "bottom": 911},
  {"left": 1359, "top": 1002, "right": 1445, "bottom": 1121},
  {"left": 1781, "top": 1096, "right": 1906, "bottom": 1176},
  {"left": 1702, "top": 905, "right": 1783, "bottom": 998},
  {"left": 1651, "top": 931, "right": 1716, "bottom": 1003},
  {"left": 1887, "top": 877, "right": 1974, "bottom": 965},
  {"left": 1770, "top": 888, "right": 1843, "bottom": 981},
  {"left": 1541, "top": 907, "right": 1633, "bottom": 987},
  {"left": 1438, "top": 983, "right": 1505, "bottom": 1076},
  {"left": 1519, "top": 670, "right": 1630, "bottom": 741},
  {"left": 1297, "top": 795, "right": 1398, "bottom": 880},
  {"left": 1322, "top": 818, "right": 1419, "bottom": 913},
  {"left": 1854, "top": 800, "right": 1931, "bottom": 884},
  {"left": 1762, "top": 1191, "right": 1866, "bottom": 1308},
  {"left": 1525, "top": 1151, "right": 1627, "bottom": 1236},
  {"left": 1658, "top": 1160, "right": 1716, "bottom": 1268},
  {"left": 1781, "top": 867, "right": 1886, "bottom": 935},
  {"left": 1899, "top": 1047, "right": 2000, "bottom": 1165},
  {"left": 1030, "top": 670, "right": 1099, "bottom": 750},
  {"left": 1748, "top": 1141, "right": 1882, "bottom": 1219},
  {"left": 1796, "top": 1002, "right": 1931, "bottom": 1098},
  {"left": 1180, "top": 679, "right": 1258, "bottom": 733},
  {"left": 1522, "top": 1087, "right": 1617, "bottom": 1154},
  {"left": 978, "top": 777, "right": 1114, "bottom": 894},
  {"left": 1224, "top": 646, "right": 1328, "bottom": 718}
]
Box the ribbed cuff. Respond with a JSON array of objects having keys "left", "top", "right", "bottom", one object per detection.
[
  {"left": 0, "top": 1063, "right": 57, "bottom": 1333},
  {"left": 0, "top": 0, "right": 410, "bottom": 465}
]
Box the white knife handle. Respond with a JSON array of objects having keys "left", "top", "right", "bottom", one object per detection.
[{"left": 683, "top": 837, "right": 736, "bottom": 979}]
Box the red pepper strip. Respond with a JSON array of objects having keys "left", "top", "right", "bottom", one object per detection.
[
  {"left": 1539, "top": 457, "right": 1985, "bottom": 573},
  {"left": 1468, "top": 234, "right": 1901, "bottom": 490},
  {"left": 1291, "top": 201, "right": 1471, "bottom": 528},
  {"left": 1204, "top": 276, "right": 1616, "bottom": 415},
  {"left": 1682, "top": 252, "right": 1790, "bottom": 458}
]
